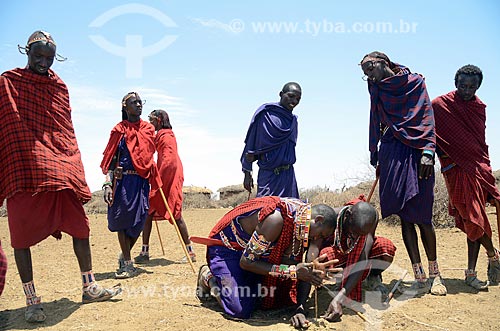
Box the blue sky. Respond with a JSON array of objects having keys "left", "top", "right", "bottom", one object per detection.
[{"left": 2, "top": 1, "right": 499, "bottom": 193}]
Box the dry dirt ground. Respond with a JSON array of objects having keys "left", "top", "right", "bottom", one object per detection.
[{"left": 1, "top": 208, "right": 499, "bottom": 331}]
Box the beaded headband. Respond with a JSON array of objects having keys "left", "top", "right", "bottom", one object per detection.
[{"left": 17, "top": 30, "right": 67, "bottom": 62}]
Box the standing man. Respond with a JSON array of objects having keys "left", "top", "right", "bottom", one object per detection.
[
  {"left": 433, "top": 65, "right": 500, "bottom": 290},
  {"left": 241, "top": 82, "right": 302, "bottom": 198},
  {"left": 0, "top": 31, "right": 121, "bottom": 323},
  {"left": 135, "top": 109, "right": 196, "bottom": 263},
  {"left": 101, "top": 92, "right": 158, "bottom": 279},
  {"left": 360, "top": 51, "right": 446, "bottom": 295}
]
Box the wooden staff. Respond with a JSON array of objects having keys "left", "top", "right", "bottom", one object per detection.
[
  {"left": 154, "top": 220, "right": 165, "bottom": 256},
  {"left": 495, "top": 200, "right": 500, "bottom": 248},
  {"left": 383, "top": 270, "right": 408, "bottom": 306},
  {"left": 366, "top": 176, "right": 379, "bottom": 203},
  {"left": 159, "top": 188, "right": 196, "bottom": 274}
]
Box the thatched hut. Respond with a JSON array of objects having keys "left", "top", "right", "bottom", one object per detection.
[
  {"left": 182, "top": 186, "right": 212, "bottom": 198},
  {"left": 218, "top": 184, "right": 246, "bottom": 200}
]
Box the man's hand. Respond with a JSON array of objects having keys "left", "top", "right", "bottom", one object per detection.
[
  {"left": 103, "top": 186, "right": 113, "bottom": 205},
  {"left": 290, "top": 305, "right": 310, "bottom": 329},
  {"left": 296, "top": 256, "right": 342, "bottom": 287},
  {"left": 321, "top": 289, "right": 345, "bottom": 322},
  {"left": 243, "top": 170, "right": 254, "bottom": 193},
  {"left": 311, "top": 254, "right": 342, "bottom": 278},
  {"left": 419, "top": 154, "right": 434, "bottom": 179}
]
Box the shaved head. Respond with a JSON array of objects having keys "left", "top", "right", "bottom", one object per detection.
[
  {"left": 349, "top": 202, "right": 378, "bottom": 235},
  {"left": 282, "top": 82, "right": 301, "bottom": 93}
]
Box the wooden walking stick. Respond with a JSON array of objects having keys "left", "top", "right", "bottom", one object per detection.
[
  {"left": 154, "top": 220, "right": 165, "bottom": 256},
  {"left": 159, "top": 188, "right": 197, "bottom": 274},
  {"left": 366, "top": 176, "right": 379, "bottom": 203},
  {"left": 495, "top": 200, "right": 500, "bottom": 248}
]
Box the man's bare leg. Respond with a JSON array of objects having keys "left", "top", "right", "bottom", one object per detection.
[{"left": 14, "top": 248, "right": 45, "bottom": 322}]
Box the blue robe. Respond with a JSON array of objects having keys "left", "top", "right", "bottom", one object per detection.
[
  {"left": 107, "top": 138, "right": 150, "bottom": 238},
  {"left": 379, "top": 129, "right": 434, "bottom": 224},
  {"left": 241, "top": 102, "right": 299, "bottom": 198}
]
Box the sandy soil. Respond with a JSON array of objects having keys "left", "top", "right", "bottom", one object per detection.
[{"left": 1, "top": 208, "right": 499, "bottom": 331}]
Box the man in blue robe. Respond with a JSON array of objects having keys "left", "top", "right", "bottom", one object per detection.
[{"left": 241, "top": 82, "right": 302, "bottom": 198}]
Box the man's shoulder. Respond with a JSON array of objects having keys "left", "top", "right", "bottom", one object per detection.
[{"left": 1, "top": 67, "right": 23, "bottom": 79}]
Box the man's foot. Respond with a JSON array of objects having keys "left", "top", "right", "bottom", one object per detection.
[
  {"left": 134, "top": 253, "right": 150, "bottom": 264},
  {"left": 430, "top": 276, "right": 447, "bottom": 296},
  {"left": 466, "top": 270, "right": 489, "bottom": 290},
  {"left": 364, "top": 274, "right": 389, "bottom": 300},
  {"left": 115, "top": 264, "right": 139, "bottom": 279},
  {"left": 487, "top": 249, "right": 500, "bottom": 284},
  {"left": 180, "top": 252, "right": 197, "bottom": 263},
  {"left": 25, "top": 303, "right": 46, "bottom": 323},
  {"left": 196, "top": 265, "right": 212, "bottom": 301},
  {"left": 82, "top": 283, "right": 122, "bottom": 304}
]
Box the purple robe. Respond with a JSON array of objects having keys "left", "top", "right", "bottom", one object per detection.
[
  {"left": 379, "top": 130, "right": 434, "bottom": 224},
  {"left": 241, "top": 102, "right": 299, "bottom": 198},
  {"left": 107, "top": 138, "right": 150, "bottom": 238},
  {"left": 207, "top": 210, "right": 265, "bottom": 319}
]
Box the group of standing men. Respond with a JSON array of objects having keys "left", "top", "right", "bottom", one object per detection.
[
  {"left": 0, "top": 29, "right": 499, "bottom": 328},
  {"left": 0, "top": 30, "right": 196, "bottom": 323}
]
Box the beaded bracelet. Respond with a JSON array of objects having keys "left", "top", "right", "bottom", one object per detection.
[
  {"left": 269, "top": 264, "right": 297, "bottom": 280},
  {"left": 102, "top": 181, "right": 112, "bottom": 190}
]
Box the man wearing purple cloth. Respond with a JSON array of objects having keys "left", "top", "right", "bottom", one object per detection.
[
  {"left": 360, "top": 51, "right": 447, "bottom": 296},
  {"left": 241, "top": 82, "right": 302, "bottom": 198}
]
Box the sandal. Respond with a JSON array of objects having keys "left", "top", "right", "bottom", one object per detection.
[
  {"left": 430, "top": 276, "right": 447, "bottom": 296},
  {"left": 180, "top": 252, "right": 197, "bottom": 263},
  {"left": 134, "top": 254, "right": 150, "bottom": 264},
  {"left": 364, "top": 274, "right": 389, "bottom": 300},
  {"left": 465, "top": 269, "right": 489, "bottom": 290},
  {"left": 25, "top": 303, "right": 46, "bottom": 323},
  {"left": 115, "top": 264, "right": 139, "bottom": 279},
  {"left": 82, "top": 283, "right": 122, "bottom": 304},
  {"left": 196, "top": 265, "right": 212, "bottom": 301},
  {"left": 487, "top": 250, "right": 500, "bottom": 284}
]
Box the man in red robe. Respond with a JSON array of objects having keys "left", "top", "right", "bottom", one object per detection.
[
  {"left": 0, "top": 31, "right": 121, "bottom": 323},
  {"left": 136, "top": 109, "right": 196, "bottom": 263},
  {"left": 433, "top": 64, "right": 500, "bottom": 290}
]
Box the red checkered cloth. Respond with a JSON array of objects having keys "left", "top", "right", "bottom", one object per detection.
[
  {"left": 319, "top": 196, "right": 396, "bottom": 302},
  {"left": 0, "top": 68, "right": 91, "bottom": 205},
  {"left": 440, "top": 157, "right": 493, "bottom": 241},
  {"left": 320, "top": 236, "right": 396, "bottom": 302},
  {"left": 368, "top": 64, "right": 436, "bottom": 156},
  {"left": 208, "top": 196, "right": 297, "bottom": 309},
  {"left": 149, "top": 129, "right": 184, "bottom": 223},
  {"left": 433, "top": 91, "right": 500, "bottom": 241},
  {"left": 100, "top": 119, "right": 161, "bottom": 191},
  {"left": 0, "top": 240, "right": 6, "bottom": 296}
]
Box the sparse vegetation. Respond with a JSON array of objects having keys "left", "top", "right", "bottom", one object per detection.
[{"left": 1, "top": 170, "right": 496, "bottom": 228}]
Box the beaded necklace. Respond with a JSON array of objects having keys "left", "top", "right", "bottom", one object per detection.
[
  {"left": 289, "top": 203, "right": 311, "bottom": 259},
  {"left": 334, "top": 206, "right": 360, "bottom": 254}
]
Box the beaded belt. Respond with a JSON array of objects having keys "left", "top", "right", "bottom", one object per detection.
[{"left": 123, "top": 170, "right": 138, "bottom": 175}]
